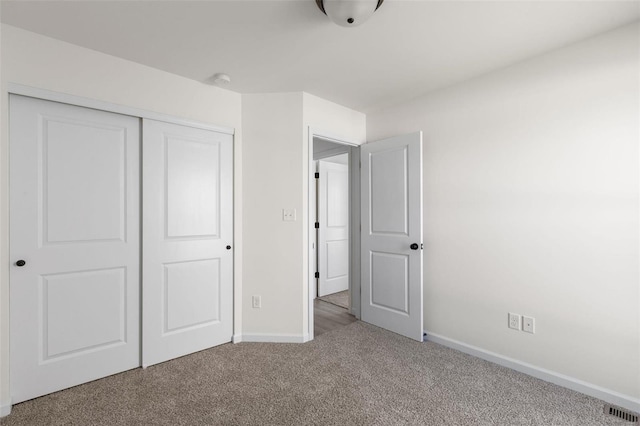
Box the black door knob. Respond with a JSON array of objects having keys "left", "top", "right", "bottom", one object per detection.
[
  {"left": 410, "top": 243, "right": 419, "bottom": 250},
  {"left": 16, "top": 260, "right": 26, "bottom": 267},
  {"left": 226, "top": 245, "right": 231, "bottom": 250}
]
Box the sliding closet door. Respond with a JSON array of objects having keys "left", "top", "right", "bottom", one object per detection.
[
  {"left": 142, "top": 119, "right": 233, "bottom": 367},
  {"left": 10, "top": 95, "right": 141, "bottom": 403}
]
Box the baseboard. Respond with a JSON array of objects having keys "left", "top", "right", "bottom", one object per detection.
[
  {"left": 1, "top": 399, "right": 12, "bottom": 417},
  {"left": 424, "top": 331, "right": 640, "bottom": 414},
  {"left": 241, "top": 333, "right": 308, "bottom": 343}
]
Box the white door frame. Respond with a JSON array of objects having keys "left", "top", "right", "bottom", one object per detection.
[
  {"left": 5, "top": 84, "right": 236, "bottom": 413},
  {"left": 307, "top": 127, "right": 360, "bottom": 341},
  {"left": 7, "top": 84, "right": 234, "bottom": 135}
]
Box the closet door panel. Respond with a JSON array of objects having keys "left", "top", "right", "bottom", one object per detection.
[
  {"left": 10, "top": 95, "right": 141, "bottom": 403},
  {"left": 142, "top": 119, "right": 233, "bottom": 367}
]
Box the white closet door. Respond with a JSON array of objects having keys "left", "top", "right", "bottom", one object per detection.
[
  {"left": 10, "top": 95, "right": 141, "bottom": 403},
  {"left": 142, "top": 119, "right": 233, "bottom": 367},
  {"left": 318, "top": 160, "right": 350, "bottom": 297},
  {"left": 361, "top": 132, "right": 424, "bottom": 341}
]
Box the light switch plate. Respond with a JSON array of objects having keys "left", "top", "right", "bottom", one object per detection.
[
  {"left": 252, "top": 295, "right": 261, "bottom": 309},
  {"left": 282, "top": 209, "right": 296, "bottom": 221}
]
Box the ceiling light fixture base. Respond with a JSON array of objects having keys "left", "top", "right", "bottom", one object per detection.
[{"left": 316, "top": 0, "right": 384, "bottom": 27}]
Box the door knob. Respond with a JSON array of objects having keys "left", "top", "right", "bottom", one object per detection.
[
  {"left": 15, "top": 260, "right": 26, "bottom": 267},
  {"left": 226, "top": 245, "right": 232, "bottom": 250},
  {"left": 410, "top": 243, "right": 419, "bottom": 250}
]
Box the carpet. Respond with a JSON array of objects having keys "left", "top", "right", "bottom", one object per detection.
[
  {"left": 0, "top": 322, "right": 631, "bottom": 426},
  {"left": 319, "top": 290, "right": 349, "bottom": 309}
]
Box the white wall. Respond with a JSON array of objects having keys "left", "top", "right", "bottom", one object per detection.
[
  {"left": 0, "top": 25, "right": 243, "bottom": 410},
  {"left": 367, "top": 23, "right": 640, "bottom": 404},
  {"left": 303, "top": 93, "right": 366, "bottom": 145},
  {"left": 241, "top": 92, "right": 306, "bottom": 339},
  {"left": 313, "top": 138, "right": 350, "bottom": 159},
  {"left": 320, "top": 153, "right": 349, "bottom": 165},
  {"left": 241, "top": 92, "right": 365, "bottom": 340}
]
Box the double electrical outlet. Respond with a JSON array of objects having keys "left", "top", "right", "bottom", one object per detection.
[{"left": 508, "top": 312, "right": 535, "bottom": 334}]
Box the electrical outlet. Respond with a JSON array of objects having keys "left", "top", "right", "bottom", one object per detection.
[
  {"left": 522, "top": 316, "right": 535, "bottom": 333},
  {"left": 252, "top": 295, "right": 261, "bottom": 309},
  {"left": 282, "top": 209, "right": 296, "bottom": 221},
  {"left": 508, "top": 313, "right": 521, "bottom": 330}
]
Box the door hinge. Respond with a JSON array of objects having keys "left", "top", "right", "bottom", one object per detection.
[
  {"left": 315, "top": 172, "right": 319, "bottom": 179},
  {"left": 315, "top": 272, "right": 319, "bottom": 279},
  {"left": 315, "top": 222, "right": 319, "bottom": 229}
]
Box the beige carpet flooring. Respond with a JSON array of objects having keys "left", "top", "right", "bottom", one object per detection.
[
  {"left": 0, "top": 322, "right": 631, "bottom": 426},
  {"left": 318, "top": 290, "right": 349, "bottom": 309}
]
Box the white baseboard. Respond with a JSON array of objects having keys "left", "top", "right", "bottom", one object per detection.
[
  {"left": 241, "top": 333, "right": 309, "bottom": 343},
  {"left": 1, "top": 399, "right": 12, "bottom": 417},
  {"left": 424, "top": 331, "right": 640, "bottom": 414}
]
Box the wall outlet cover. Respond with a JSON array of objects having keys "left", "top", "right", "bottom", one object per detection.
[{"left": 508, "top": 313, "right": 521, "bottom": 330}]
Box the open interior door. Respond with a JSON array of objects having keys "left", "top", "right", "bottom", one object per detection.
[
  {"left": 318, "top": 159, "right": 350, "bottom": 297},
  {"left": 360, "top": 132, "right": 423, "bottom": 341}
]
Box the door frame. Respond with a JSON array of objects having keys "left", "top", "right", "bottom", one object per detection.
[
  {"left": 5, "top": 84, "right": 237, "bottom": 413},
  {"left": 7, "top": 84, "right": 234, "bottom": 135},
  {"left": 307, "top": 127, "right": 360, "bottom": 341}
]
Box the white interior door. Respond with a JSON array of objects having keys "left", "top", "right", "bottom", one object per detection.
[
  {"left": 318, "top": 159, "right": 349, "bottom": 297},
  {"left": 360, "top": 132, "right": 423, "bottom": 341},
  {"left": 142, "top": 119, "right": 233, "bottom": 367},
  {"left": 10, "top": 95, "right": 141, "bottom": 403}
]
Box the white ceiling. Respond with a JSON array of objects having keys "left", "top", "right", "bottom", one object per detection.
[{"left": 2, "top": 1, "right": 638, "bottom": 113}]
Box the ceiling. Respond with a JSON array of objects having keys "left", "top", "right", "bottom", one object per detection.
[{"left": 2, "top": 1, "right": 638, "bottom": 113}]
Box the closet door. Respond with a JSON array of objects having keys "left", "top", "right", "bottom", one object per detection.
[
  {"left": 142, "top": 119, "right": 233, "bottom": 367},
  {"left": 10, "top": 95, "right": 141, "bottom": 403}
]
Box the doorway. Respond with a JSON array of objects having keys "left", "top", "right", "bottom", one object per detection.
[
  {"left": 308, "top": 129, "right": 425, "bottom": 342},
  {"left": 308, "top": 133, "right": 360, "bottom": 339}
]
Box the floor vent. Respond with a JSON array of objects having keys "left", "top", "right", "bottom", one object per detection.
[{"left": 604, "top": 404, "right": 639, "bottom": 423}]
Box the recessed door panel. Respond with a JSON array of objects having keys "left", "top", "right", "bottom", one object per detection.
[
  {"left": 143, "top": 119, "right": 233, "bottom": 367},
  {"left": 164, "top": 259, "right": 221, "bottom": 333},
  {"left": 327, "top": 168, "right": 348, "bottom": 228},
  {"left": 43, "top": 117, "right": 126, "bottom": 244},
  {"left": 370, "top": 252, "right": 409, "bottom": 314},
  {"left": 43, "top": 268, "right": 126, "bottom": 359},
  {"left": 166, "top": 137, "right": 220, "bottom": 239},
  {"left": 10, "top": 95, "right": 140, "bottom": 403},
  {"left": 370, "top": 146, "right": 408, "bottom": 236}
]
